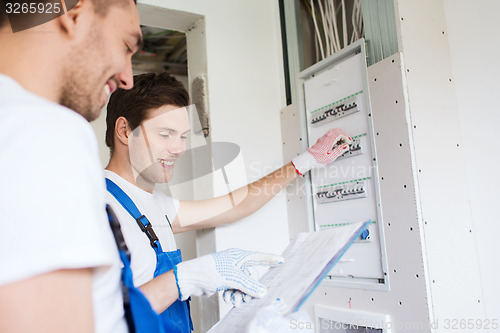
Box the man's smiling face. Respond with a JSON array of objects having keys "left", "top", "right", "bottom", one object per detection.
[{"left": 128, "top": 105, "right": 191, "bottom": 188}]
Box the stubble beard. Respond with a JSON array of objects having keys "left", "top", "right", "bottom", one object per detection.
[{"left": 59, "top": 24, "right": 108, "bottom": 122}]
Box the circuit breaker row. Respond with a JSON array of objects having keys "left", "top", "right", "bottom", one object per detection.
[
  {"left": 316, "top": 178, "right": 369, "bottom": 204},
  {"left": 336, "top": 133, "right": 365, "bottom": 161},
  {"left": 310, "top": 91, "right": 362, "bottom": 127}
]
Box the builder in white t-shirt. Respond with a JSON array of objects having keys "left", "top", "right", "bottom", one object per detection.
[
  {"left": 104, "top": 72, "right": 351, "bottom": 330},
  {"left": 0, "top": 0, "right": 143, "bottom": 332}
]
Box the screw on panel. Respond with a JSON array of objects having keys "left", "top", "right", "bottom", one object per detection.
[
  {"left": 410, "top": 227, "right": 413, "bottom": 231},
  {"left": 416, "top": 274, "right": 419, "bottom": 278}
]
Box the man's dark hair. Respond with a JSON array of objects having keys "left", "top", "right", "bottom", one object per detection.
[
  {"left": 0, "top": 1, "right": 7, "bottom": 28},
  {"left": 106, "top": 72, "right": 190, "bottom": 153}
]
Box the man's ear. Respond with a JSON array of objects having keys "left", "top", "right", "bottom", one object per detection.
[
  {"left": 115, "top": 117, "right": 132, "bottom": 146},
  {"left": 58, "top": 0, "right": 89, "bottom": 38}
]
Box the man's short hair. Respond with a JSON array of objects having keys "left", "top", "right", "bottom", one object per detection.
[
  {"left": 0, "top": 0, "right": 136, "bottom": 29},
  {"left": 91, "top": 0, "right": 137, "bottom": 17},
  {"left": 105, "top": 72, "right": 190, "bottom": 153}
]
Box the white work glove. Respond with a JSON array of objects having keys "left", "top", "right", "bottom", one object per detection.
[
  {"left": 223, "top": 263, "right": 261, "bottom": 307},
  {"left": 174, "top": 248, "right": 284, "bottom": 301},
  {"left": 247, "top": 298, "right": 313, "bottom": 333},
  {"left": 292, "top": 128, "right": 352, "bottom": 175}
]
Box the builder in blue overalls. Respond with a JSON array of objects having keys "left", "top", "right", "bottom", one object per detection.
[{"left": 103, "top": 72, "right": 350, "bottom": 332}]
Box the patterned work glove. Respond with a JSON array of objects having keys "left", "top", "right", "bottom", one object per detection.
[
  {"left": 174, "top": 248, "right": 284, "bottom": 301},
  {"left": 292, "top": 128, "right": 351, "bottom": 175}
]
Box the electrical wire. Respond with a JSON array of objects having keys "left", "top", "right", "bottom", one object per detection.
[
  {"left": 351, "top": 0, "right": 360, "bottom": 43},
  {"left": 317, "top": 0, "right": 331, "bottom": 57},
  {"left": 341, "top": 0, "right": 348, "bottom": 48},
  {"left": 310, "top": 0, "right": 325, "bottom": 59},
  {"left": 331, "top": 0, "right": 341, "bottom": 55},
  {"left": 328, "top": 0, "right": 339, "bottom": 53},
  {"left": 325, "top": 0, "right": 336, "bottom": 54},
  {"left": 304, "top": 0, "right": 364, "bottom": 60}
]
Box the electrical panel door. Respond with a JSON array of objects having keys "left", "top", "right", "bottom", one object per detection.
[{"left": 299, "top": 40, "right": 388, "bottom": 289}]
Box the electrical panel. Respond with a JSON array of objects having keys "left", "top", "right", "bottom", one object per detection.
[{"left": 298, "top": 40, "right": 388, "bottom": 289}]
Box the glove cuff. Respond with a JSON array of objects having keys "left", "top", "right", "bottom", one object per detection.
[
  {"left": 291, "top": 150, "right": 321, "bottom": 175},
  {"left": 173, "top": 266, "right": 185, "bottom": 300}
]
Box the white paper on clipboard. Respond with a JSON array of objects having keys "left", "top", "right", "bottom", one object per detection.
[{"left": 208, "top": 220, "right": 370, "bottom": 332}]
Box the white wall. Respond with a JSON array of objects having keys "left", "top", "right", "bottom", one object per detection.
[{"left": 443, "top": 0, "right": 500, "bottom": 320}]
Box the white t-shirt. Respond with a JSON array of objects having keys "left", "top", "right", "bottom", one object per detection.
[
  {"left": 105, "top": 170, "right": 180, "bottom": 287},
  {"left": 0, "top": 74, "right": 127, "bottom": 333}
]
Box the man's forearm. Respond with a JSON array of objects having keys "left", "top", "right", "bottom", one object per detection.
[
  {"left": 139, "top": 270, "right": 179, "bottom": 314},
  {"left": 173, "top": 162, "right": 299, "bottom": 232}
]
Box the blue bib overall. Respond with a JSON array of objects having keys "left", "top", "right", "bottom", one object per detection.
[{"left": 106, "top": 178, "right": 193, "bottom": 333}]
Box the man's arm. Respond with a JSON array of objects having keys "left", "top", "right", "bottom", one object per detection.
[
  {"left": 138, "top": 270, "right": 179, "bottom": 314},
  {"left": 139, "top": 249, "right": 283, "bottom": 313},
  {"left": 0, "top": 269, "right": 94, "bottom": 333},
  {"left": 172, "top": 162, "right": 299, "bottom": 233},
  {"left": 171, "top": 128, "right": 351, "bottom": 233}
]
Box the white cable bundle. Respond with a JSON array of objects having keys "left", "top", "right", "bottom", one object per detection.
[{"left": 306, "top": 0, "right": 363, "bottom": 60}]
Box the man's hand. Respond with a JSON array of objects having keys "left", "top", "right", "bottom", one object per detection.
[
  {"left": 174, "top": 248, "right": 284, "bottom": 301},
  {"left": 292, "top": 128, "right": 352, "bottom": 175}
]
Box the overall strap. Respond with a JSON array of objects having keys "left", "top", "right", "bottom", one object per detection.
[
  {"left": 106, "top": 205, "right": 135, "bottom": 333},
  {"left": 106, "top": 178, "right": 163, "bottom": 251}
]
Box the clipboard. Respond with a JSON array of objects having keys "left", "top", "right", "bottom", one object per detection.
[{"left": 208, "top": 220, "right": 370, "bottom": 332}]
